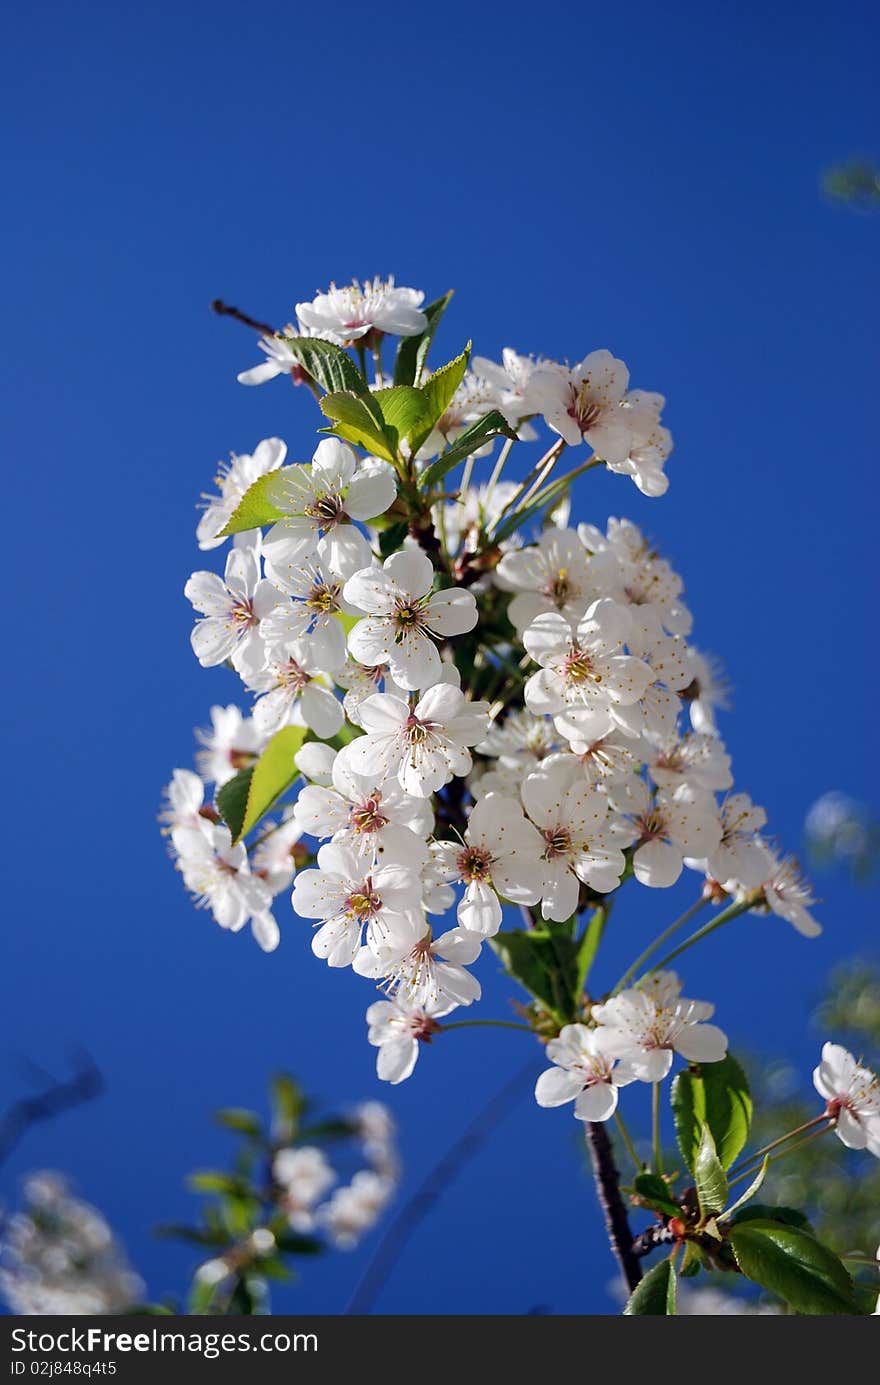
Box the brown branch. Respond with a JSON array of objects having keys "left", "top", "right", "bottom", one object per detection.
[
  {"left": 211, "top": 299, "right": 280, "bottom": 338},
  {"left": 0, "top": 1053, "right": 103, "bottom": 1166},
  {"left": 585, "top": 1120, "right": 643, "bottom": 1292}
]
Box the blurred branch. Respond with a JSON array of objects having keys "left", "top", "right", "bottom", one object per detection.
[
  {"left": 344, "top": 1059, "right": 540, "bottom": 1314},
  {"left": 0, "top": 1053, "right": 103, "bottom": 1166},
  {"left": 822, "top": 159, "right": 880, "bottom": 212}
]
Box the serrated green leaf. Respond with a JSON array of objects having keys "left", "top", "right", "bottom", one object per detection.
[
  {"left": 219, "top": 471, "right": 286, "bottom": 537},
  {"left": 730, "top": 1221, "right": 863, "bottom": 1316},
  {"left": 408, "top": 344, "right": 471, "bottom": 454},
  {"left": 393, "top": 291, "right": 453, "bottom": 386},
  {"left": 623, "top": 1257, "right": 677, "bottom": 1315},
  {"left": 671, "top": 1054, "right": 752, "bottom": 1173},
  {"left": 695, "top": 1123, "right": 728, "bottom": 1218},
  {"left": 633, "top": 1173, "right": 681, "bottom": 1220},
  {"left": 282, "top": 335, "right": 369, "bottom": 394},
  {"left": 320, "top": 390, "right": 397, "bottom": 463},
  {"left": 379, "top": 519, "right": 409, "bottom": 557},
  {"left": 372, "top": 385, "right": 429, "bottom": 440},
  {"left": 214, "top": 1108, "right": 263, "bottom": 1137},
  {"left": 216, "top": 767, "right": 253, "bottom": 842},
  {"left": 419, "top": 410, "right": 517, "bottom": 490}
]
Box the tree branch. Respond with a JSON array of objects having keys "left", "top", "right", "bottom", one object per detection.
[
  {"left": 0, "top": 1053, "right": 103, "bottom": 1166},
  {"left": 211, "top": 299, "right": 280, "bottom": 337},
  {"left": 584, "top": 1120, "right": 643, "bottom": 1293}
]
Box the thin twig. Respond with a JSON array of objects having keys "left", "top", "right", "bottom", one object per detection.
[
  {"left": 0, "top": 1053, "right": 103, "bottom": 1166},
  {"left": 211, "top": 299, "right": 280, "bottom": 337},
  {"left": 344, "top": 1059, "right": 540, "bottom": 1314}
]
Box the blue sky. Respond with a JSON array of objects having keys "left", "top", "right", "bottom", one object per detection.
[{"left": 3, "top": 0, "right": 877, "bottom": 1314}]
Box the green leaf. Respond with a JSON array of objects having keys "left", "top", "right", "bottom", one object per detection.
[
  {"left": 214, "top": 1108, "right": 263, "bottom": 1137},
  {"left": 489, "top": 925, "right": 578, "bottom": 1023},
  {"left": 320, "top": 390, "right": 397, "bottom": 463},
  {"left": 576, "top": 905, "right": 608, "bottom": 991},
  {"left": 722, "top": 1156, "right": 769, "bottom": 1219},
  {"left": 419, "top": 410, "right": 517, "bottom": 490},
  {"left": 282, "top": 335, "right": 369, "bottom": 395},
  {"left": 694, "top": 1123, "right": 728, "bottom": 1218},
  {"left": 217, "top": 726, "right": 307, "bottom": 843},
  {"left": 731, "top": 1204, "right": 813, "bottom": 1232},
  {"left": 623, "top": 1257, "right": 677, "bottom": 1315},
  {"left": 408, "top": 344, "right": 471, "bottom": 454},
  {"left": 188, "top": 1171, "right": 250, "bottom": 1195},
  {"left": 219, "top": 470, "right": 286, "bottom": 537},
  {"left": 633, "top": 1173, "right": 681, "bottom": 1220},
  {"left": 379, "top": 519, "right": 409, "bottom": 558},
  {"left": 393, "top": 290, "right": 454, "bottom": 386},
  {"left": 729, "top": 1221, "right": 863, "bottom": 1316},
  {"left": 270, "top": 1073, "right": 305, "bottom": 1143},
  {"left": 188, "top": 1276, "right": 222, "bottom": 1316},
  {"left": 671, "top": 1054, "right": 752, "bottom": 1173},
  {"left": 372, "top": 385, "right": 429, "bottom": 441}
]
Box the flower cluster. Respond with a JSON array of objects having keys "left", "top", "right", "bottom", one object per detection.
[
  {"left": 0, "top": 1174, "right": 143, "bottom": 1316},
  {"left": 163, "top": 276, "right": 827, "bottom": 1138}
]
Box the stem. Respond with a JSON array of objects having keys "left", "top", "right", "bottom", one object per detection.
[
  {"left": 459, "top": 454, "right": 476, "bottom": 498},
  {"left": 612, "top": 897, "right": 709, "bottom": 993},
  {"left": 489, "top": 439, "right": 566, "bottom": 533},
  {"left": 485, "top": 436, "right": 516, "bottom": 501},
  {"left": 644, "top": 895, "right": 758, "bottom": 975},
  {"left": 652, "top": 1082, "right": 663, "bottom": 1174},
  {"left": 614, "top": 1111, "right": 644, "bottom": 1173},
  {"left": 726, "top": 1124, "right": 832, "bottom": 1189},
  {"left": 440, "top": 1019, "right": 533, "bottom": 1034},
  {"left": 211, "top": 299, "right": 279, "bottom": 337},
  {"left": 730, "top": 1114, "right": 831, "bottom": 1178},
  {"left": 584, "top": 1121, "right": 643, "bottom": 1293},
  {"left": 372, "top": 345, "right": 384, "bottom": 388}
]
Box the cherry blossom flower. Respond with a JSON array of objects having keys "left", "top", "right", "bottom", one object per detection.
[
  {"left": 471, "top": 348, "right": 544, "bottom": 426},
  {"left": 535, "top": 1024, "right": 635, "bottom": 1121},
  {"left": 184, "top": 544, "right": 284, "bottom": 680},
  {"left": 607, "top": 774, "right": 721, "bottom": 888},
  {"left": 344, "top": 548, "right": 478, "bottom": 691},
  {"left": 552, "top": 710, "right": 644, "bottom": 785},
  {"left": 613, "top": 620, "right": 691, "bottom": 744},
  {"left": 160, "top": 768, "right": 214, "bottom": 836},
  {"left": 686, "top": 792, "right": 768, "bottom": 889},
  {"left": 750, "top": 844, "right": 822, "bottom": 937},
  {"left": 317, "top": 1170, "right": 395, "bottom": 1249},
  {"left": 431, "top": 793, "right": 544, "bottom": 935},
  {"left": 495, "top": 526, "right": 601, "bottom": 633},
  {"left": 366, "top": 995, "right": 452, "bottom": 1084},
  {"left": 261, "top": 439, "right": 396, "bottom": 581},
  {"left": 260, "top": 558, "right": 350, "bottom": 672},
  {"left": 523, "top": 600, "right": 653, "bottom": 719},
  {"left": 522, "top": 759, "right": 632, "bottom": 919},
  {"left": 292, "top": 743, "right": 432, "bottom": 861},
  {"left": 812, "top": 1043, "right": 880, "bottom": 1155},
  {"left": 345, "top": 684, "right": 490, "bottom": 798},
  {"left": 356, "top": 920, "right": 482, "bottom": 1009},
  {"left": 414, "top": 370, "right": 505, "bottom": 459},
  {"left": 681, "top": 646, "right": 731, "bottom": 734},
  {"left": 582, "top": 518, "right": 692, "bottom": 638},
  {"left": 196, "top": 438, "right": 287, "bottom": 549},
  {"left": 296, "top": 277, "right": 426, "bottom": 343},
  {"left": 173, "top": 822, "right": 274, "bottom": 946},
  {"left": 607, "top": 391, "right": 673, "bottom": 497},
  {"left": 291, "top": 840, "right": 424, "bottom": 968},
  {"left": 194, "top": 704, "right": 264, "bottom": 787},
  {"left": 250, "top": 812, "right": 304, "bottom": 896},
  {"left": 646, "top": 729, "right": 733, "bottom": 793},
  {"left": 592, "top": 972, "right": 728, "bottom": 1081},
  {"left": 531, "top": 350, "right": 637, "bottom": 462},
  {"left": 293, "top": 740, "right": 337, "bottom": 786},
  {"left": 273, "top": 1147, "right": 336, "bottom": 1231},
  {"left": 245, "top": 639, "right": 344, "bottom": 739}
]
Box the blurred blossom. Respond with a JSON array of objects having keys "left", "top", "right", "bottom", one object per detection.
[{"left": 805, "top": 791, "right": 879, "bottom": 880}]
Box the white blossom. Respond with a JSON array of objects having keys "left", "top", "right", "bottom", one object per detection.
[
  {"left": 184, "top": 544, "right": 283, "bottom": 680},
  {"left": 355, "top": 920, "right": 482, "bottom": 1010},
  {"left": 522, "top": 759, "right": 632, "bottom": 919},
  {"left": 531, "top": 350, "right": 637, "bottom": 462},
  {"left": 750, "top": 844, "right": 822, "bottom": 937},
  {"left": 173, "top": 822, "right": 275, "bottom": 948},
  {"left": 196, "top": 438, "right": 287, "bottom": 548},
  {"left": 344, "top": 548, "right": 478, "bottom": 691},
  {"left": 812, "top": 1043, "right": 880, "bottom": 1155},
  {"left": 296, "top": 277, "right": 426, "bottom": 342},
  {"left": 495, "top": 526, "right": 602, "bottom": 633},
  {"left": 366, "top": 995, "right": 451, "bottom": 1084},
  {"left": 523, "top": 600, "right": 653, "bottom": 719},
  {"left": 261, "top": 439, "right": 396, "bottom": 581},
  {"left": 291, "top": 840, "right": 424, "bottom": 968},
  {"left": 535, "top": 1024, "right": 635, "bottom": 1121},
  {"left": 260, "top": 557, "right": 350, "bottom": 672},
  {"left": 431, "top": 793, "right": 544, "bottom": 935},
  {"left": 686, "top": 792, "right": 768, "bottom": 888},
  {"left": 245, "top": 640, "right": 344, "bottom": 739},
  {"left": 195, "top": 704, "right": 264, "bottom": 787},
  {"left": 293, "top": 743, "right": 432, "bottom": 861},
  {"left": 273, "top": 1147, "right": 336, "bottom": 1231},
  {"left": 592, "top": 972, "right": 728, "bottom": 1081},
  {"left": 607, "top": 774, "right": 721, "bottom": 888},
  {"left": 345, "top": 684, "right": 490, "bottom": 798}
]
